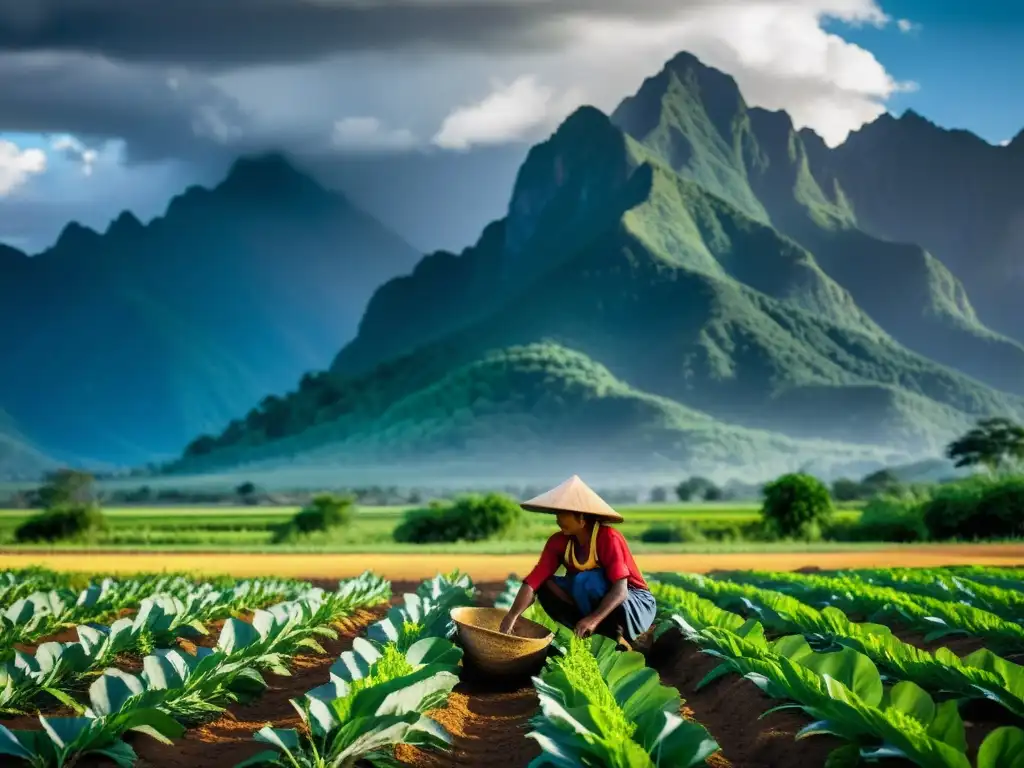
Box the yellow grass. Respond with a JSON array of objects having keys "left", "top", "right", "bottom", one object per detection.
[{"left": 2, "top": 544, "right": 1022, "bottom": 580}]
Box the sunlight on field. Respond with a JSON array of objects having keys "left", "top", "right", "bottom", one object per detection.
[{"left": 2, "top": 544, "right": 1021, "bottom": 580}]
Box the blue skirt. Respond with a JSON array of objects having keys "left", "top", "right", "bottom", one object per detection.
[{"left": 537, "top": 569, "right": 657, "bottom": 641}]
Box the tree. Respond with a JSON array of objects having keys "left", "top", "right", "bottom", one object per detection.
[
  {"left": 38, "top": 469, "right": 95, "bottom": 509},
  {"left": 650, "top": 486, "right": 668, "bottom": 503},
  {"left": 761, "top": 473, "right": 833, "bottom": 538},
  {"left": 946, "top": 417, "right": 1024, "bottom": 474},
  {"left": 675, "top": 476, "right": 714, "bottom": 501},
  {"left": 236, "top": 481, "right": 258, "bottom": 505},
  {"left": 703, "top": 484, "right": 723, "bottom": 501}
]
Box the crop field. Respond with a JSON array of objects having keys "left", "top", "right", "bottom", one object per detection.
[
  {"left": 0, "top": 503, "right": 863, "bottom": 553},
  {"left": 1, "top": 565, "right": 1023, "bottom": 767}
]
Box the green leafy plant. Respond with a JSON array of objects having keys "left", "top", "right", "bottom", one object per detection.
[
  {"left": 0, "top": 668, "right": 184, "bottom": 767},
  {"left": 236, "top": 573, "right": 468, "bottom": 768},
  {"left": 528, "top": 634, "right": 720, "bottom": 767},
  {"left": 653, "top": 573, "right": 1024, "bottom": 721},
  {"left": 651, "top": 577, "right": 1024, "bottom": 768}
]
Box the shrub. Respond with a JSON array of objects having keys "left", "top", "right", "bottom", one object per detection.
[
  {"left": 851, "top": 494, "right": 928, "bottom": 542},
  {"left": 702, "top": 484, "right": 724, "bottom": 501},
  {"left": 274, "top": 493, "right": 354, "bottom": 541},
  {"left": 761, "top": 473, "right": 833, "bottom": 539},
  {"left": 393, "top": 493, "right": 520, "bottom": 544},
  {"left": 831, "top": 478, "right": 863, "bottom": 502},
  {"left": 922, "top": 477, "right": 1024, "bottom": 541},
  {"left": 15, "top": 504, "right": 107, "bottom": 543},
  {"left": 640, "top": 521, "right": 707, "bottom": 544}
]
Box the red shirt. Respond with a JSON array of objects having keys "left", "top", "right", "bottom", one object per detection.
[{"left": 523, "top": 525, "right": 649, "bottom": 592}]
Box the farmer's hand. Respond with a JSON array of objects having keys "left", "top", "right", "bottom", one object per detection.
[
  {"left": 574, "top": 614, "right": 601, "bottom": 639},
  {"left": 499, "top": 612, "right": 518, "bottom": 635}
]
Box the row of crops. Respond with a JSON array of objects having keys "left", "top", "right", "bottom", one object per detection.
[
  {"left": 240, "top": 571, "right": 477, "bottom": 766},
  {"left": 494, "top": 578, "right": 723, "bottom": 767},
  {"left": 2, "top": 563, "right": 1024, "bottom": 767},
  {"left": 646, "top": 565, "right": 1024, "bottom": 768},
  {"left": 0, "top": 567, "right": 394, "bottom": 765}
]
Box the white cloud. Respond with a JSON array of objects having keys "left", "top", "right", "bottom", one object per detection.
[
  {"left": 0, "top": 139, "right": 46, "bottom": 195},
  {"left": 554, "top": 0, "right": 916, "bottom": 146},
  {"left": 332, "top": 116, "right": 416, "bottom": 151},
  {"left": 999, "top": 139, "right": 1011, "bottom": 147},
  {"left": 51, "top": 135, "right": 98, "bottom": 176},
  {"left": 432, "top": 76, "right": 577, "bottom": 150},
  {"left": 897, "top": 19, "right": 920, "bottom": 33}
]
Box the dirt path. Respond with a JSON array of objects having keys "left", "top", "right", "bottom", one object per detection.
[
  {"left": 397, "top": 676, "right": 541, "bottom": 768},
  {"left": 397, "top": 581, "right": 541, "bottom": 767},
  {"left": 3, "top": 544, "right": 1022, "bottom": 580}
]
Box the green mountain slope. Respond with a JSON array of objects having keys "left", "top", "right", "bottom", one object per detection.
[
  {"left": 174, "top": 99, "right": 1024, "bottom": 478},
  {"left": 610, "top": 52, "right": 1024, "bottom": 395},
  {"left": 173, "top": 342, "right": 890, "bottom": 479},
  {"left": 0, "top": 154, "right": 420, "bottom": 470},
  {"left": 800, "top": 110, "right": 1024, "bottom": 344}
]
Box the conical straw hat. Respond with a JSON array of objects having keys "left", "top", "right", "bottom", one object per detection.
[{"left": 520, "top": 475, "right": 624, "bottom": 524}]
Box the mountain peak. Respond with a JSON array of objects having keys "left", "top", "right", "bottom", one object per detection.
[
  {"left": 219, "top": 152, "right": 325, "bottom": 200},
  {"left": 1008, "top": 127, "right": 1024, "bottom": 151},
  {"left": 105, "top": 211, "right": 145, "bottom": 238},
  {"left": 54, "top": 221, "right": 101, "bottom": 252},
  {"left": 664, "top": 51, "right": 744, "bottom": 107},
  {"left": 899, "top": 108, "right": 931, "bottom": 125},
  {"left": 612, "top": 49, "right": 747, "bottom": 155},
  {"left": 503, "top": 104, "right": 632, "bottom": 262}
]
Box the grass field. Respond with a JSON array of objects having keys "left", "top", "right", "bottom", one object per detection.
[{"left": 0, "top": 502, "right": 863, "bottom": 553}]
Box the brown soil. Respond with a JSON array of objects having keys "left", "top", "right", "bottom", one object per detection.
[
  {"left": 4, "top": 545, "right": 1022, "bottom": 580},
  {"left": 396, "top": 588, "right": 541, "bottom": 768},
  {"left": 647, "top": 628, "right": 844, "bottom": 768},
  {"left": 395, "top": 673, "right": 540, "bottom": 768},
  {"left": 14, "top": 625, "right": 82, "bottom": 654},
  {"left": 122, "top": 606, "right": 388, "bottom": 768}
]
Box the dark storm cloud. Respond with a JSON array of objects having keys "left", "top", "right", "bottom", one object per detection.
[
  {"left": 0, "top": 53, "right": 254, "bottom": 163},
  {"left": 0, "top": 0, "right": 691, "bottom": 67}
]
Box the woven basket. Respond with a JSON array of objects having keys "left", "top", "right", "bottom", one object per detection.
[{"left": 451, "top": 606, "right": 554, "bottom": 676}]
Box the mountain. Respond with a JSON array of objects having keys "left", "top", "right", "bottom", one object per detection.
[
  {"left": 799, "top": 109, "right": 1024, "bottom": 345},
  {"left": 169, "top": 64, "right": 1024, "bottom": 482},
  {"left": 609, "top": 52, "right": 1024, "bottom": 396},
  {"left": 0, "top": 153, "right": 419, "bottom": 471}
]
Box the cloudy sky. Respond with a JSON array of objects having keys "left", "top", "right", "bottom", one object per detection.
[{"left": 1, "top": 0, "right": 1021, "bottom": 254}]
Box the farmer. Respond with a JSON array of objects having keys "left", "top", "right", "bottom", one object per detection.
[{"left": 498, "top": 475, "right": 656, "bottom": 650}]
